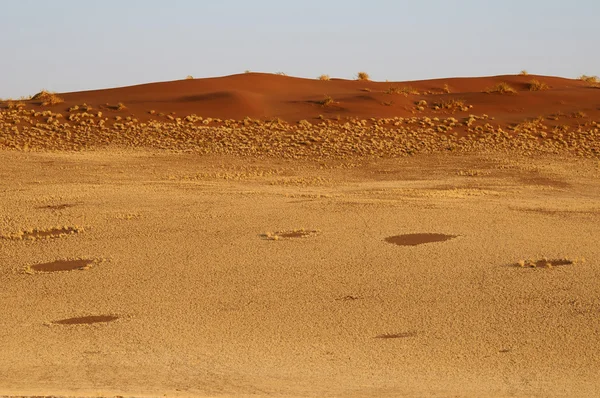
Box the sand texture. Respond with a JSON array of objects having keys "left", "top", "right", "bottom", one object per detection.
[{"left": 1, "top": 150, "right": 600, "bottom": 397}]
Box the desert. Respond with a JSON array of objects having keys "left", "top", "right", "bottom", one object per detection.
[{"left": 1, "top": 70, "right": 600, "bottom": 397}]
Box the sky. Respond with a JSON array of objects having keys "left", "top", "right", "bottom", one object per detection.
[{"left": 1, "top": 0, "right": 599, "bottom": 98}]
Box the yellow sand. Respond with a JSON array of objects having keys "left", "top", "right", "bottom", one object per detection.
[{"left": 1, "top": 150, "right": 599, "bottom": 397}]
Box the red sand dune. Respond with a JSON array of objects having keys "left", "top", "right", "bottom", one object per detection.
[{"left": 24, "top": 73, "right": 600, "bottom": 127}]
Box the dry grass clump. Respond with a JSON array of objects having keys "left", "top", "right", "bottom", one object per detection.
[
  {"left": 528, "top": 79, "right": 549, "bottom": 91},
  {"left": 519, "top": 70, "right": 529, "bottom": 76},
  {"left": 32, "top": 90, "right": 64, "bottom": 106},
  {"left": 434, "top": 99, "right": 470, "bottom": 112},
  {"left": 442, "top": 84, "right": 451, "bottom": 94},
  {"left": 318, "top": 74, "right": 331, "bottom": 81},
  {"left": 318, "top": 95, "right": 336, "bottom": 106},
  {"left": 356, "top": 71, "right": 370, "bottom": 81},
  {"left": 110, "top": 102, "right": 127, "bottom": 111},
  {"left": 386, "top": 86, "right": 419, "bottom": 96},
  {"left": 516, "top": 258, "right": 580, "bottom": 268},
  {"left": 486, "top": 82, "right": 517, "bottom": 94},
  {"left": 185, "top": 75, "right": 194, "bottom": 80},
  {"left": 579, "top": 75, "right": 599, "bottom": 84}
]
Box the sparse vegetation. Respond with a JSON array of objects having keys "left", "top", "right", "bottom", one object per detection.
[
  {"left": 186, "top": 75, "right": 194, "bottom": 80},
  {"left": 579, "top": 75, "right": 599, "bottom": 84},
  {"left": 516, "top": 258, "right": 576, "bottom": 268},
  {"left": 486, "top": 82, "right": 517, "bottom": 94},
  {"left": 318, "top": 95, "right": 336, "bottom": 106},
  {"left": 318, "top": 74, "right": 331, "bottom": 81},
  {"left": 519, "top": 70, "right": 529, "bottom": 76},
  {"left": 357, "top": 71, "right": 370, "bottom": 81},
  {"left": 32, "top": 90, "right": 64, "bottom": 106},
  {"left": 442, "top": 84, "right": 451, "bottom": 94},
  {"left": 275, "top": 72, "right": 287, "bottom": 76},
  {"left": 434, "top": 99, "right": 471, "bottom": 112},
  {"left": 386, "top": 86, "right": 419, "bottom": 96},
  {"left": 528, "top": 79, "right": 549, "bottom": 91}
]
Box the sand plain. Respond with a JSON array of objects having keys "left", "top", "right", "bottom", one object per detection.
[{"left": 1, "top": 149, "right": 599, "bottom": 397}]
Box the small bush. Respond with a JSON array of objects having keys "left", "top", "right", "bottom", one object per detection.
[
  {"left": 486, "top": 82, "right": 517, "bottom": 94},
  {"left": 318, "top": 95, "right": 336, "bottom": 106},
  {"left": 528, "top": 79, "right": 549, "bottom": 91},
  {"left": 386, "top": 86, "right": 419, "bottom": 96},
  {"left": 186, "top": 75, "right": 194, "bottom": 80},
  {"left": 435, "top": 99, "right": 470, "bottom": 112},
  {"left": 32, "top": 90, "right": 64, "bottom": 106},
  {"left": 357, "top": 71, "right": 370, "bottom": 81},
  {"left": 519, "top": 70, "right": 529, "bottom": 76},
  {"left": 579, "top": 75, "right": 599, "bottom": 86},
  {"left": 318, "top": 74, "right": 330, "bottom": 81}
]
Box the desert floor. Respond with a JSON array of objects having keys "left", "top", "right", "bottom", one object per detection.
[{"left": 1, "top": 150, "right": 599, "bottom": 397}]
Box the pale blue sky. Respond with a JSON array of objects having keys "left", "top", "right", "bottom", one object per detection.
[{"left": 1, "top": 0, "right": 598, "bottom": 98}]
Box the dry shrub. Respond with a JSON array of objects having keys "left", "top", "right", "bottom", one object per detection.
[
  {"left": 318, "top": 74, "right": 330, "bottom": 81},
  {"left": 32, "top": 90, "right": 64, "bottom": 106},
  {"left": 186, "top": 75, "right": 194, "bottom": 80},
  {"left": 519, "top": 70, "right": 529, "bottom": 76},
  {"left": 386, "top": 86, "right": 419, "bottom": 96},
  {"left": 318, "top": 95, "right": 336, "bottom": 106},
  {"left": 357, "top": 71, "right": 370, "bottom": 81},
  {"left": 435, "top": 99, "right": 470, "bottom": 112},
  {"left": 528, "top": 79, "right": 549, "bottom": 91},
  {"left": 486, "top": 82, "right": 517, "bottom": 94},
  {"left": 579, "top": 75, "right": 599, "bottom": 84}
]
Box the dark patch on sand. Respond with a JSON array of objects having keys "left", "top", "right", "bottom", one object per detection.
[
  {"left": 385, "top": 233, "right": 457, "bottom": 246},
  {"left": 53, "top": 315, "right": 118, "bottom": 325},
  {"left": 375, "top": 332, "right": 417, "bottom": 339},
  {"left": 29, "top": 259, "right": 92, "bottom": 273}
]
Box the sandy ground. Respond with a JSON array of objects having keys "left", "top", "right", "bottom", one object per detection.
[{"left": 1, "top": 150, "right": 600, "bottom": 397}]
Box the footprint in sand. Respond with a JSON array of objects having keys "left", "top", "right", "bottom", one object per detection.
[
  {"left": 385, "top": 233, "right": 457, "bottom": 246},
  {"left": 52, "top": 315, "right": 119, "bottom": 325},
  {"left": 26, "top": 259, "right": 94, "bottom": 273}
]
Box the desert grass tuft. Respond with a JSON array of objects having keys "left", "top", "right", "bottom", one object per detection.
[
  {"left": 356, "top": 71, "right": 370, "bottom": 81},
  {"left": 318, "top": 74, "right": 331, "bottom": 81},
  {"left": 486, "top": 82, "right": 517, "bottom": 94},
  {"left": 579, "top": 75, "right": 599, "bottom": 84},
  {"left": 519, "top": 70, "right": 529, "bottom": 76},
  {"left": 185, "top": 75, "right": 194, "bottom": 80},
  {"left": 32, "top": 90, "right": 64, "bottom": 106},
  {"left": 528, "top": 79, "right": 549, "bottom": 91},
  {"left": 318, "top": 95, "right": 336, "bottom": 106},
  {"left": 386, "top": 86, "right": 419, "bottom": 96}
]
